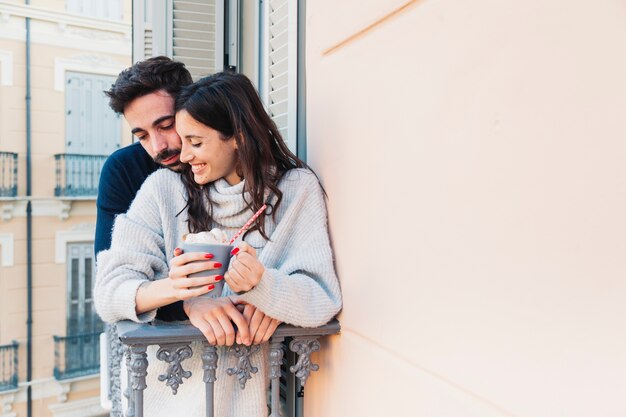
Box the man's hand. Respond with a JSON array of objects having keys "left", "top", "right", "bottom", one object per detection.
[{"left": 183, "top": 297, "right": 251, "bottom": 346}]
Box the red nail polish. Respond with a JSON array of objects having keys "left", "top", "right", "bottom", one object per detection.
[
  {"left": 175, "top": 247, "right": 181, "bottom": 252},
  {"left": 231, "top": 247, "right": 240, "bottom": 255},
  {"left": 204, "top": 253, "right": 214, "bottom": 259},
  {"left": 207, "top": 284, "right": 215, "bottom": 290},
  {"left": 214, "top": 275, "right": 223, "bottom": 281},
  {"left": 213, "top": 262, "right": 223, "bottom": 268}
]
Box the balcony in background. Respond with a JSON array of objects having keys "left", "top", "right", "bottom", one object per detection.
[
  {"left": 53, "top": 332, "right": 100, "bottom": 380},
  {"left": 0, "top": 341, "right": 18, "bottom": 392},
  {"left": 0, "top": 152, "right": 18, "bottom": 198},
  {"left": 54, "top": 153, "right": 107, "bottom": 198}
]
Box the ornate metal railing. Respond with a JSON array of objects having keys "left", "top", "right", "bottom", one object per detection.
[
  {"left": 0, "top": 152, "right": 18, "bottom": 197},
  {"left": 0, "top": 341, "right": 18, "bottom": 392},
  {"left": 53, "top": 332, "right": 101, "bottom": 380},
  {"left": 117, "top": 319, "right": 341, "bottom": 417},
  {"left": 54, "top": 153, "right": 108, "bottom": 197}
]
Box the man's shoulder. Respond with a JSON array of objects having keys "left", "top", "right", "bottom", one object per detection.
[
  {"left": 101, "top": 142, "right": 159, "bottom": 180},
  {"left": 98, "top": 142, "right": 159, "bottom": 202},
  {"left": 105, "top": 142, "right": 155, "bottom": 167}
]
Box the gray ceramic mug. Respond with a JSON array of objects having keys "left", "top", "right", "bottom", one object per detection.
[{"left": 182, "top": 242, "right": 234, "bottom": 298}]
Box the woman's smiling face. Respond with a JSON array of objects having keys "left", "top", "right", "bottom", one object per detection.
[{"left": 176, "top": 109, "right": 241, "bottom": 186}]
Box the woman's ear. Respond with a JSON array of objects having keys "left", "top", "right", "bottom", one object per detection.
[{"left": 233, "top": 130, "right": 245, "bottom": 150}]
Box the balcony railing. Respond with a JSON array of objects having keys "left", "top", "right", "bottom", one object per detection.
[
  {"left": 54, "top": 153, "right": 108, "bottom": 198},
  {"left": 53, "top": 332, "right": 101, "bottom": 380},
  {"left": 0, "top": 152, "right": 18, "bottom": 197},
  {"left": 0, "top": 341, "right": 18, "bottom": 392},
  {"left": 117, "top": 319, "right": 341, "bottom": 417}
]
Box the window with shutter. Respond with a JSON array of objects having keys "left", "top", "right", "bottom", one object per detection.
[
  {"left": 65, "top": 72, "right": 121, "bottom": 155},
  {"left": 67, "top": 243, "right": 102, "bottom": 336},
  {"left": 170, "top": 0, "right": 222, "bottom": 79},
  {"left": 260, "top": 0, "right": 299, "bottom": 152},
  {"left": 133, "top": 0, "right": 166, "bottom": 61},
  {"left": 67, "top": 0, "right": 123, "bottom": 21},
  {"left": 134, "top": 0, "right": 225, "bottom": 78}
]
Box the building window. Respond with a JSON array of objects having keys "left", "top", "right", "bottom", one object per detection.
[
  {"left": 53, "top": 238, "right": 102, "bottom": 380},
  {"left": 57, "top": 72, "right": 121, "bottom": 197},
  {"left": 65, "top": 72, "right": 121, "bottom": 156},
  {"left": 66, "top": 0, "right": 123, "bottom": 21},
  {"left": 67, "top": 243, "right": 102, "bottom": 335}
]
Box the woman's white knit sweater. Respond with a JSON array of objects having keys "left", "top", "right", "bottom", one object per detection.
[{"left": 94, "top": 168, "right": 342, "bottom": 417}]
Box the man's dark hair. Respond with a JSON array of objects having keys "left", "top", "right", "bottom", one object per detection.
[{"left": 105, "top": 56, "right": 193, "bottom": 114}]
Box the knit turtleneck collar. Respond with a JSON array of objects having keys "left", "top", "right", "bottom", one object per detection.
[{"left": 208, "top": 178, "right": 251, "bottom": 229}]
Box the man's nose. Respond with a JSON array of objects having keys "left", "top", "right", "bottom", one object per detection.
[{"left": 150, "top": 133, "right": 169, "bottom": 154}]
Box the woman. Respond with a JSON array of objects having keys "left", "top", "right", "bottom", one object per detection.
[{"left": 94, "top": 72, "right": 342, "bottom": 417}]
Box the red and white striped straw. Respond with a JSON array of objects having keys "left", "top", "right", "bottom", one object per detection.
[{"left": 229, "top": 204, "right": 268, "bottom": 244}]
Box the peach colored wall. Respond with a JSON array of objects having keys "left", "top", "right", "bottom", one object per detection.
[{"left": 305, "top": 1, "right": 626, "bottom": 417}]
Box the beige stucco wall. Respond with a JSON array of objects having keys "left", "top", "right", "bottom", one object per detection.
[{"left": 305, "top": 1, "right": 626, "bottom": 417}]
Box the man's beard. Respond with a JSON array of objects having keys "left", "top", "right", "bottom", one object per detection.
[{"left": 154, "top": 148, "right": 182, "bottom": 171}]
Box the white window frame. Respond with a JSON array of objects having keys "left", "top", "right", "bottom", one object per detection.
[{"left": 66, "top": 242, "right": 100, "bottom": 336}]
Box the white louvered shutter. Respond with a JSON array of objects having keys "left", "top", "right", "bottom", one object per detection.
[
  {"left": 67, "top": 0, "right": 123, "bottom": 21},
  {"left": 133, "top": 0, "right": 168, "bottom": 61},
  {"left": 65, "top": 72, "right": 121, "bottom": 155},
  {"left": 262, "top": 0, "right": 298, "bottom": 152},
  {"left": 170, "top": 0, "right": 222, "bottom": 80}
]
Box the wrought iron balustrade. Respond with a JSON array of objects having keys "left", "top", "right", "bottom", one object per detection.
[
  {"left": 0, "top": 152, "right": 18, "bottom": 197},
  {"left": 54, "top": 153, "right": 108, "bottom": 197},
  {"left": 117, "top": 319, "right": 341, "bottom": 417},
  {"left": 0, "top": 341, "right": 18, "bottom": 392},
  {"left": 53, "top": 332, "right": 101, "bottom": 380}
]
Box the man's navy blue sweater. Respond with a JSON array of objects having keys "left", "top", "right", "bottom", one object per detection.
[{"left": 95, "top": 142, "right": 186, "bottom": 320}]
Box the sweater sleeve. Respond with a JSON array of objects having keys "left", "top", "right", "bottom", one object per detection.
[
  {"left": 94, "top": 174, "right": 171, "bottom": 324},
  {"left": 238, "top": 172, "right": 343, "bottom": 327}
]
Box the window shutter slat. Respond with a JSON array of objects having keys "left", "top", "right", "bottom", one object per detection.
[
  {"left": 265, "top": 0, "right": 296, "bottom": 149},
  {"left": 172, "top": 0, "right": 219, "bottom": 79}
]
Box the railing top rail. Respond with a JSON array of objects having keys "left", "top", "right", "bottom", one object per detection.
[
  {"left": 53, "top": 331, "right": 102, "bottom": 341},
  {"left": 0, "top": 151, "right": 17, "bottom": 157},
  {"left": 0, "top": 341, "right": 18, "bottom": 349},
  {"left": 117, "top": 319, "right": 341, "bottom": 345}
]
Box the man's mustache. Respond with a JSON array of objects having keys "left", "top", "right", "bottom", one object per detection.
[{"left": 154, "top": 149, "right": 181, "bottom": 165}]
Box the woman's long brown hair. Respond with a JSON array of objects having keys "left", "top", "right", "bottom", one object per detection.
[{"left": 175, "top": 71, "right": 309, "bottom": 239}]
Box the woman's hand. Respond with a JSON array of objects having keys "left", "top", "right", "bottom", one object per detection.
[
  {"left": 184, "top": 296, "right": 251, "bottom": 346},
  {"left": 168, "top": 247, "right": 224, "bottom": 299},
  {"left": 225, "top": 242, "right": 265, "bottom": 293},
  {"left": 134, "top": 247, "right": 223, "bottom": 315},
  {"left": 233, "top": 299, "right": 281, "bottom": 345}
]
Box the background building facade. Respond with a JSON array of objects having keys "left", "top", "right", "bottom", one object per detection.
[{"left": 0, "top": 1, "right": 132, "bottom": 416}]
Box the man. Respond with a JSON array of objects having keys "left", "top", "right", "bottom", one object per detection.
[
  {"left": 95, "top": 57, "right": 191, "bottom": 416},
  {"left": 96, "top": 56, "right": 190, "bottom": 253}
]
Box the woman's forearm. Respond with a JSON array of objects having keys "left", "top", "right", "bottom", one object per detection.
[{"left": 135, "top": 279, "right": 178, "bottom": 315}]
